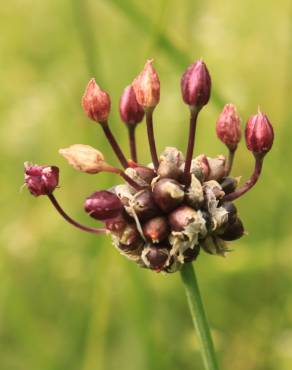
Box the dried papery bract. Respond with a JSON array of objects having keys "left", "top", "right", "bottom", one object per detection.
[
  {"left": 59, "top": 144, "right": 111, "bottom": 174},
  {"left": 133, "top": 59, "right": 160, "bottom": 169},
  {"left": 82, "top": 79, "right": 111, "bottom": 124}
]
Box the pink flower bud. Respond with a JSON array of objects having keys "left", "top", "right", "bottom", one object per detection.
[
  {"left": 84, "top": 190, "right": 123, "bottom": 220},
  {"left": 132, "top": 59, "right": 160, "bottom": 109},
  {"left": 216, "top": 104, "right": 241, "bottom": 150},
  {"left": 245, "top": 111, "right": 274, "bottom": 156},
  {"left": 181, "top": 60, "right": 211, "bottom": 108},
  {"left": 82, "top": 79, "right": 111, "bottom": 124},
  {"left": 24, "top": 163, "right": 59, "bottom": 197},
  {"left": 119, "top": 85, "right": 144, "bottom": 125}
]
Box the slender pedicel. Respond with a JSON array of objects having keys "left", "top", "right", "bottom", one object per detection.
[
  {"left": 128, "top": 125, "right": 137, "bottom": 162},
  {"left": 116, "top": 169, "right": 145, "bottom": 190},
  {"left": 48, "top": 193, "right": 106, "bottom": 234},
  {"left": 102, "top": 122, "right": 128, "bottom": 169},
  {"left": 145, "top": 109, "right": 159, "bottom": 170},
  {"left": 183, "top": 107, "right": 199, "bottom": 184},
  {"left": 225, "top": 147, "right": 236, "bottom": 176},
  {"left": 223, "top": 155, "right": 263, "bottom": 202}
]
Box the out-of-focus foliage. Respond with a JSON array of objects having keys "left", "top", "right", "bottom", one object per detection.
[{"left": 1, "top": 0, "right": 292, "bottom": 369}]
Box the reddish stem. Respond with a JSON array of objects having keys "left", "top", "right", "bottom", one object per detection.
[
  {"left": 48, "top": 193, "right": 106, "bottom": 235},
  {"left": 223, "top": 155, "right": 263, "bottom": 202},
  {"left": 102, "top": 123, "right": 128, "bottom": 169},
  {"left": 117, "top": 170, "right": 144, "bottom": 191},
  {"left": 183, "top": 107, "right": 200, "bottom": 184},
  {"left": 145, "top": 109, "right": 159, "bottom": 170},
  {"left": 128, "top": 125, "right": 137, "bottom": 162}
]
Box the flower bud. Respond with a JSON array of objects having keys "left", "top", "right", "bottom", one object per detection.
[
  {"left": 183, "top": 246, "right": 200, "bottom": 263},
  {"left": 142, "top": 216, "right": 170, "bottom": 243},
  {"left": 220, "top": 176, "right": 239, "bottom": 195},
  {"left": 218, "top": 217, "right": 244, "bottom": 241},
  {"left": 221, "top": 202, "right": 237, "bottom": 225},
  {"left": 132, "top": 189, "right": 159, "bottom": 220},
  {"left": 181, "top": 60, "right": 211, "bottom": 108},
  {"left": 119, "top": 85, "right": 144, "bottom": 125},
  {"left": 59, "top": 144, "right": 110, "bottom": 174},
  {"left": 24, "top": 163, "right": 59, "bottom": 197},
  {"left": 118, "top": 224, "right": 143, "bottom": 251},
  {"left": 168, "top": 205, "right": 198, "bottom": 231},
  {"left": 82, "top": 79, "right": 111, "bottom": 124},
  {"left": 133, "top": 59, "right": 160, "bottom": 109},
  {"left": 216, "top": 104, "right": 241, "bottom": 150},
  {"left": 143, "top": 246, "right": 169, "bottom": 271},
  {"left": 152, "top": 178, "right": 184, "bottom": 212},
  {"left": 84, "top": 190, "right": 123, "bottom": 220},
  {"left": 245, "top": 111, "right": 274, "bottom": 157}
]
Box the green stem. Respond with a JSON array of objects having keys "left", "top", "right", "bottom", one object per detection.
[{"left": 180, "top": 263, "right": 219, "bottom": 370}]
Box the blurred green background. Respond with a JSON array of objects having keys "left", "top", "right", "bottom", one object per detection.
[{"left": 1, "top": 0, "right": 292, "bottom": 369}]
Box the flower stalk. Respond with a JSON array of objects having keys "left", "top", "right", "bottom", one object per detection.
[
  {"left": 102, "top": 123, "right": 128, "bottom": 169},
  {"left": 145, "top": 109, "right": 159, "bottom": 170},
  {"left": 180, "top": 263, "right": 219, "bottom": 370}
]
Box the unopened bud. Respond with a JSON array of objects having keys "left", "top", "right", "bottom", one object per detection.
[
  {"left": 216, "top": 104, "right": 241, "bottom": 150},
  {"left": 132, "top": 189, "right": 159, "bottom": 220},
  {"left": 168, "top": 205, "right": 198, "bottom": 231},
  {"left": 245, "top": 111, "right": 274, "bottom": 157},
  {"left": 59, "top": 144, "right": 110, "bottom": 174},
  {"left": 119, "top": 85, "right": 144, "bottom": 125},
  {"left": 142, "top": 216, "right": 170, "bottom": 243},
  {"left": 183, "top": 246, "right": 200, "bottom": 263},
  {"left": 221, "top": 202, "right": 238, "bottom": 225},
  {"left": 133, "top": 59, "right": 160, "bottom": 109},
  {"left": 220, "top": 176, "right": 239, "bottom": 195},
  {"left": 84, "top": 190, "right": 123, "bottom": 220},
  {"left": 82, "top": 79, "right": 111, "bottom": 124},
  {"left": 143, "top": 246, "right": 169, "bottom": 271},
  {"left": 181, "top": 60, "right": 211, "bottom": 108},
  {"left": 24, "top": 163, "right": 59, "bottom": 197},
  {"left": 152, "top": 178, "right": 184, "bottom": 212},
  {"left": 218, "top": 217, "right": 244, "bottom": 241},
  {"left": 118, "top": 224, "right": 143, "bottom": 251}
]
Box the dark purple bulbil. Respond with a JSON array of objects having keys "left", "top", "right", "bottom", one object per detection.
[
  {"left": 84, "top": 190, "right": 123, "bottom": 220},
  {"left": 24, "top": 163, "right": 59, "bottom": 196}
]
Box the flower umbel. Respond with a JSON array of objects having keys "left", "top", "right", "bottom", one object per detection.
[{"left": 24, "top": 59, "right": 274, "bottom": 273}]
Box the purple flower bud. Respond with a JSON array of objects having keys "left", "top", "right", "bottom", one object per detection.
[
  {"left": 168, "top": 205, "right": 198, "bottom": 231},
  {"left": 24, "top": 163, "right": 59, "bottom": 197},
  {"left": 216, "top": 104, "right": 242, "bottom": 150},
  {"left": 133, "top": 59, "right": 160, "bottom": 109},
  {"left": 144, "top": 246, "right": 169, "bottom": 271},
  {"left": 152, "top": 178, "right": 184, "bottom": 212},
  {"left": 142, "top": 216, "right": 170, "bottom": 243},
  {"left": 245, "top": 111, "right": 274, "bottom": 157},
  {"left": 84, "top": 190, "right": 123, "bottom": 220},
  {"left": 183, "top": 246, "right": 200, "bottom": 263},
  {"left": 119, "top": 85, "right": 144, "bottom": 125},
  {"left": 82, "top": 79, "right": 111, "bottom": 124},
  {"left": 181, "top": 60, "right": 211, "bottom": 108},
  {"left": 118, "top": 224, "right": 143, "bottom": 251},
  {"left": 219, "top": 217, "right": 244, "bottom": 241},
  {"left": 220, "top": 177, "right": 238, "bottom": 195},
  {"left": 132, "top": 190, "right": 159, "bottom": 220}
]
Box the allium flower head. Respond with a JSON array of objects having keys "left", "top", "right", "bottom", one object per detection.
[{"left": 24, "top": 58, "right": 274, "bottom": 273}]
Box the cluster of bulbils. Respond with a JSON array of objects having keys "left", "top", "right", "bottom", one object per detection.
[{"left": 24, "top": 59, "right": 274, "bottom": 273}]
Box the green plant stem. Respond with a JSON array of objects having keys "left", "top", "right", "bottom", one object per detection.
[{"left": 180, "top": 263, "right": 219, "bottom": 370}]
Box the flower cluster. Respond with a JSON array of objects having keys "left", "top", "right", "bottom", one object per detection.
[{"left": 24, "top": 59, "right": 274, "bottom": 273}]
